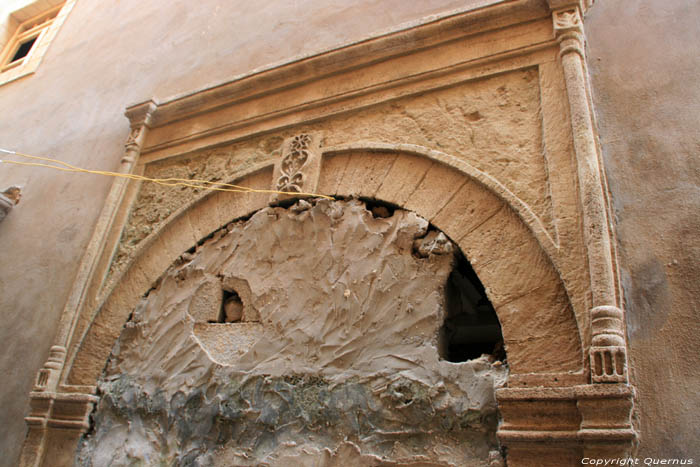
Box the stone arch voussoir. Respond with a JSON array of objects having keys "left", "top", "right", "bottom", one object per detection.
[{"left": 67, "top": 147, "right": 584, "bottom": 387}]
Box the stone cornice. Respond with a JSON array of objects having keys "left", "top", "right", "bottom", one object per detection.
[
  {"left": 148, "top": 0, "right": 545, "bottom": 124},
  {"left": 127, "top": 0, "right": 555, "bottom": 159},
  {"left": 547, "top": 0, "right": 595, "bottom": 13}
]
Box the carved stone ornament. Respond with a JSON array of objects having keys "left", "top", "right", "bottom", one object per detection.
[
  {"left": 553, "top": 8, "right": 582, "bottom": 33},
  {"left": 124, "top": 125, "right": 142, "bottom": 149},
  {"left": 590, "top": 306, "right": 628, "bottom": 383},
  {"left": 553, "top": 8, "right": 585, "bottom": 59},
  {"left": 270, "top": 132, "right": 322, "bottom": 203}
]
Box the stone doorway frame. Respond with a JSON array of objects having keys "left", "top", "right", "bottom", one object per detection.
[{"left": 20, "top": 1, "right": 636, "bottom": 465}]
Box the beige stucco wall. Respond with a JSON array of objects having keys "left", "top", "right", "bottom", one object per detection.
[
  {"left": 586, "top": 0, "right": 700, "bottom": 458},
  {"left": 0, "top": 0, "right": 697, "bottom": 464}
]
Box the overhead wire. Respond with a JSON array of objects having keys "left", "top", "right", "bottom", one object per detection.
[{"left": 0, "top": 148, "right": 334, "bottom": 199}]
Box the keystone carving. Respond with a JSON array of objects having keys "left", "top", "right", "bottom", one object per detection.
[{"left": 270, "top": 132, "right": 322, "bottom": 203}]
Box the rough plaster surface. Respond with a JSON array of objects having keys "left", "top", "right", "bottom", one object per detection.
[
  {"left": 108, "top": 68, "right": 552, "bottom": 290},
  {"left": 0, "top": 2, "right": 502, "bottom": 464},
  {"left": 586, "top": 0, "right": 700, "bottom": 458},
  {"left": 76, "top": 199, "right": 507, "bottom": 466}
]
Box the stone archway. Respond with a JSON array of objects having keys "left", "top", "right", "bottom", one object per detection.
[
  {"left": 66, "top": 148, "right": 584, "bottom": 390},
  {"left": 20, "top": 2, "right": 639, "bottom": 462},
  {"left": 22, "top": 144, "right": 635, "bottom": 467}
]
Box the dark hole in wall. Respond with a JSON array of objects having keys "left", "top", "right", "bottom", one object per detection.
[
  {"left": 212, "top": 289, "right": 243, "bottom": 323},
  {"left": 439, "top": 250, "right": 505, "bottom": 362},
  {"left": 362, "top": 197, "right": 399, "bottom": 218},
  {"left": 270, "top": 196, "right": 305, "bottom": 209}
]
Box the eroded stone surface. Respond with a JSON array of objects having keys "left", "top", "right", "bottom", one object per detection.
[
  {"left": 106, "top": 68, "right": 552, "bottom": 292},
  {"left": 77, "top": 199, "right": 507, "bottom": 466}
]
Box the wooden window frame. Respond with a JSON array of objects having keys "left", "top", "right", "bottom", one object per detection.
[{"left": 0, "top": 1, "right": 75, "bottom": 87}]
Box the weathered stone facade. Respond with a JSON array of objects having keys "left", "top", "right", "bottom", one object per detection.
[{"left": 2, "top": 0, "right": 697, "bottom": 465}]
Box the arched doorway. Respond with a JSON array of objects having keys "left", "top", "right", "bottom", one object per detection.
[
  {"left": 23, "top": 146, "right": 636, "bottom": 467},
  {"left": 76, "top": 198, "right": 507, "bottom": 465},
  {"left": 67, "top": 149, "right": 584, "bottom": 390}
]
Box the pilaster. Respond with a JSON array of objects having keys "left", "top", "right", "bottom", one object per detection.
[
  {"left": 551, "top": 4, "right": 630, "bottom": 385},
  {"left": 21, "top": 100, "right": 157, "bottom": 466}
]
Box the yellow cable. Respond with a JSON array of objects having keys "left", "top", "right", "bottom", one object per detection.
[{"left": 0, "top": 149, "right": 334, "bottom": 199}]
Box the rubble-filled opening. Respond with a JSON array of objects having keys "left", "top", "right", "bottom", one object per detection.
[
  {"left": 212, "top": 289, "right": 243, "bottom": 323},
  {"left": 80, "top": 198, "right": 508, "bottom": 466},
  {"left": 439, "top": 250, "right": 504, "bottom": 363}
]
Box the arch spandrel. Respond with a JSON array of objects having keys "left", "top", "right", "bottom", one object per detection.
[{"left": 66, "top": 148, "right": 584, "bottom": 387}]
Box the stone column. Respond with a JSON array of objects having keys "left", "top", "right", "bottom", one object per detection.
[
  {"left": 551, "top": 2, "right": 636, "bottom": 461},
  {"left": 496, "top": 5, "right": 636, "bottom": 465},
  {"left": 31, "top": 100, "right": 157, "bottom": 394},
  {"left": 552, "top": 5, "right": 628, "bottom": 385},
  {"left": 19, "top": 100, "right": 157, "bottom": 467}
]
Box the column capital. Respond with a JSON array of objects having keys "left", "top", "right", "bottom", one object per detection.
[
  {"left": 124, "top": 99, "right": 158, "bottom": 151},
  {"left": 552, "top": 7, "right": 586, "bottom": 59}
]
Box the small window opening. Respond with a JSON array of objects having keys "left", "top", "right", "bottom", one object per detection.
[
  {"left": 10, "top": 37, "right": 37, "bottom": 63},
  {"left": 439, "top": 250, "right": 504, "bottom": 362},
  {"left": 212, "top": 289, "right": 243, "bottom": 323}
]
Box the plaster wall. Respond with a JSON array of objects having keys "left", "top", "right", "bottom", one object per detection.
[
  {"left": 586, "top": 0, "right": 700, "bottom": 458},
  {"left": 0, "top": 1, "right": 488, "bottom": 465},
  {"left": 75, "top": 199, "right": 506, "bottom": 466}
]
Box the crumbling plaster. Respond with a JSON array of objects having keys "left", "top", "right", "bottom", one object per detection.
[
  {"left": 68, "top": 148, "right": 583, "bottom": 390},
  {"left": 76, "top": 199, "right": 508, "bottom": 466}
]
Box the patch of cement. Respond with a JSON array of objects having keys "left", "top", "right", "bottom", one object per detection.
[{"left": 76, "top": 199, "right": 507, "bottom": 466}]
